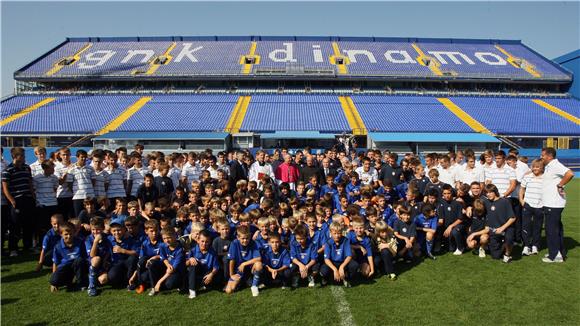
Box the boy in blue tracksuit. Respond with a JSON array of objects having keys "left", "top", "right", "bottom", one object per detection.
[
  {"left": 290, "top": 225, "right": 319, "bottom": 288},
  {"left": 415, "top": 204, "right": 438, "bottom": 260},
  {"left": 225, "top": 225, "right": 263, "bottom": 297},
  {"left": 37, "top": 214, "right": 63, "bottom": 271},
  {"left": 149, "top": 226, "right": 185, "bottom": 296},
  {"left": 129, "top": 219, "right": 162, "bottom": 293},
  {"left": 347, "top": 217, "right": 375, "bottom": 279},
  {"left": 86, "top": 217, "right": 112, "bottom": 296},
  {"left": 50, "top": 222, "right": 88, "bottom": 292},
  {"left": 187, "top": 230, "right": 219, "bottom": 299},
  {"left": 107, "top": 221, "right": 139, "bottom": 288},
  {"left": 262, "top": 232, "right": 291, "bottom": 289},
  {"left": 320, "top": 222, "right": 359, "bottom": 287}
]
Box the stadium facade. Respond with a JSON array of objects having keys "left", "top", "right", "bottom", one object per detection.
[{"left": 1, "top": 36, "right": 579, "bottom": 157}]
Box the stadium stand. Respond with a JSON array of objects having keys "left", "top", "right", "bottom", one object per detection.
[
  {"left": 2, "top": 36, "right": 578, "bottom": 153},
  {"left": 15, "top": 37, "right": 571, "bottom": 81}
]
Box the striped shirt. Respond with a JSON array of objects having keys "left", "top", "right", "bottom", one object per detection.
[
  {"left": 2, "top": 163, "right": 33, "bottom": 199},
  {"left": 168, "top": 166, "right": 182, "bottom": 190},
  {"left": 485, "top": 164, "right": 516, "bottom": 196},
  {"left": 68, "top": 164, "right": 96, "bottom": 200},
  {"left": 33, "top": 174, "right": 59, "bottom": 206},
  {"left": 127, "top": 166, "right": 148, "bottom": 197},
  {"left": 54, "top": 161, "right": 73, "bottom": 198},
  {"left": 106, "top": 167, "right": 127, "bottom": 198},
  {"left": 30, "top": 160, "right": 45, "bottom": 177},
  {"left": 182, "top": 162, "right": 202, "bottom": 190},
  {"left": 93, "top": 169, "right": 109, "bottom": 198},
  {"left": 521, "top": 174, "right": 544, "bottom": 208}
]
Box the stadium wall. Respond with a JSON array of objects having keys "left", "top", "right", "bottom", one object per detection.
[{"left": 555, "top": 49, "right": 580, "bottom": 98}]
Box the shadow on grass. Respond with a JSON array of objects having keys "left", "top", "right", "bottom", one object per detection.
[
  {"left": 1, "top": 298, "right": 19, "bottom": 305},
  {"left": 0, "top": 252, "right": 38, "bottom": 266},
  {"left": 1, "top": 269, "right": 50, "bottom": 283}
]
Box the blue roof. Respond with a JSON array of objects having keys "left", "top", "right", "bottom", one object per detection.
[
  {"left": 260, "top": 131, "right": 336, "bottom": 140},
  {"left": 554, "top": 49, "right": 580, "bottom": 64},
  {"left": 94, "top": 131, "right": 229, "bottom": 140},
  {"left": 369, "top": 132, "right": 499, "bottom": 143}
]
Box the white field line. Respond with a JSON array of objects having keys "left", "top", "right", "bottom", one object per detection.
[{"left": 330, "top": 286, "right": 356, "bottom": 326}]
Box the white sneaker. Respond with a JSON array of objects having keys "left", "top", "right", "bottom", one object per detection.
[
  {"left": 542, "top": 256, "right": 564, "bottom": 263},
  {"left": 188, "top": 290, "right": 196, "bottom": 299},
  {"left": 522, "top": 247, "right": 531, "bottom": 256},
  {"left": 308, "top": 275, "right": 315, "bottom": 288},
  {"left": 502, "top": 255, "right": 512, "bottom": 263},
  {"left": 257, "top": 283, "right": 265, "bottom": 289},
  {"left": 9, "top": 250, "right": 18, "bottom": 257},
  {"left": 531, "top": 246, "right": 539, "bottom": 255},
  {"left": 544, "top": 252, "right": 563, "bottom": 259},
  {"left": 453, "top": 249, "right": 463, "bottom": 256},
  {"left": 343, "top": 280, "right": 351, "bottom": 288},
  {"left": 250, "top": 286, "right": 259, "bottom": 297},
  {"left": 478, "top": 247, "right": 486, "bottom": 258}
]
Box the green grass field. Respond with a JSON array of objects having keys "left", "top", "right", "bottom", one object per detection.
[{"left": 2, "top": 180, "right": 579, "bottom": 325}]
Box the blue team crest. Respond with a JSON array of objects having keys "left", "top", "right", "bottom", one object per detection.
[
  {"left": 67, "top": 252, "right": 78, "bottom": 259},
  {"left": 241, "top": 250, "right": 248, "bottom": 256},
  {"left": 300, "top": 253, "right": 307, "bottom": 260},
  {"left": 491, "top": 206, "right": 496, "bottom": 211},
  {"left": 201, "top": 258, "right": 207, "bottom": 264},
  {"left": 403, "top": 227, "right": 407, "bottom": 233},
  {"left": 336, "top": 249, "right": 342, "bottom": 255},
  {"left": 447, "top": 207, "right": 451, "bottom": 211},
  {"left": 272, "top": 258, "right": 280, "bottom": 265}
]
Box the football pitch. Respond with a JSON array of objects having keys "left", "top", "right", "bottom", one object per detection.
[{"left": 2, "top": 180, "right": 579, "bottom": 325}]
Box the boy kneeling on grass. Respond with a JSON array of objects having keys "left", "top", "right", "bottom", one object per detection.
[
  {"left": 320, "top": 222, "right": 359, "bottom": 288},
  {"left": 149, "top": 226, "right": 185, "bottom": 296},
  {"left": 50, "top": 222, "right": 88, "bottom": 292},
  {"left": 225, "top": 225, "right": 263, "bottom": 297}
]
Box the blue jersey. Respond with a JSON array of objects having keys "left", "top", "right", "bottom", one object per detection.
[
  {"left": 309, "top": 229, "right": 327, "bottom": 250},
  {"left": 159, "top": 242, "right": 185, "bottom": 273},
  {"left": 381, "top": 206, "right": 394, "bottom": 221},
  {"left": 227, "top": 239, "right": 261, "bottom": 267},
  {"left": 262, "top": 247, "right": 291, "bottom": 269},
  {"left": 42, "top": 228, "right": 61, "bottom": 252},
  {"left": 346, "top": 231, "right": 373, "bottom": 257},
  {"left": 387, "top": 214, "right": 399, "bottom": 228},
  {"left": 130, "top": 230, "right": 147, "bottom": 247},
  {"left": 254, "top": 233, "right": 271, "bottom": 253},
  {"left": 108, "top": 235, "right": 139, "bottom": 263},
  {"left": 187, "top": 245, "right": 219, "bottom": 272},
  {"left": 414, "top": 214, "right": 438, "bottom": 231},
  {"left": 320, "top": 184, "right": 337, "bottom": 198},
  {"left": 345, "top": 183, "right": 361, "bottom": 202},
  {"left": 52, "top": 238, "right": 87, "bottom": 268},
  {"left": 290, "top": 239, "right": 317, "bottom": 265},
  {"left": 84, "top": 234, "right": 112, "bottom": 259},
  {"left": 376, "top": 187, "right": 399, "bottom": 205},
  {"left": 139, "top": 237, "right": 162, "bottom": 258},
  {"left": 324, "top": 237, "right": 352, "bottom": 264}
]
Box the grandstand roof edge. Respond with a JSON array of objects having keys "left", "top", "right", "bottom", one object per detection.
[
  {"left": 520, "top": 43, "right": 574, "bottom": 78},
  {"left": 554, "top": 49, "right": 580, "bottom": 64},
  {"left": 62, "top": 36, "right": 524, "bottom": 44}
]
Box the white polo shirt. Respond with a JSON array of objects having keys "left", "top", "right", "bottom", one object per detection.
[
  {"left": 437, "top": 166, "right": 457, "bottom": 186},
  {"left": 458, "top": 165, "right": 485, "bottom": 185},
  {"left": 542, "top": 159, "right": 570, "bottom": 208}
]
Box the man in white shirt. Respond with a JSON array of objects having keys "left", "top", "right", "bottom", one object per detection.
[
  {"left": 437, "top": 155, "right": 456, "bottom": 187},
  {"left": 540, "top": 148, "right": 574, "bottom": 263},
  {"left": 30, "top": 146, "right": 47, "bottom": 177},
  {"left": 248, "top": 150, "right": 275, "bottom": 189},
  {"left": 485, "top": 151, "right": 516, "bottom": 198},
  {"left": 355, "top": 157, "right": 378, "bottom": 187},
  {"left": 456, "top": 155, "right": 484, "bottom": 188}
]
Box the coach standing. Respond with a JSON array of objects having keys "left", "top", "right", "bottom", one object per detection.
[
  {"left": 2, "top": 147, "right": 35, "bottom": 257},
  {"left": 541, "top": 147, "right": 574, "bottom": 263}
]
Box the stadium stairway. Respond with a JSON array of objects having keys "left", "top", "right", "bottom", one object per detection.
[
  {"left": 95, "top": 96, "right": 152, "bottom": 135},
  {"left": 436, "top": 98, "right": 494, "bottom": 135},
  {"left": 338, "top": 96, "right": 367, "bottom": 136},
  {"left": 143, "top": 42, "right": 177, "bottom": 75},
  {"left": 532, "top": 99, "right": 580, "bottom": 125},
  {"left": 240, "top": 42, "right": 261, "bottom": 74},
  {"left": 495, "top": 45, "right": 542, "bottom": 78},
  {"left": 0, "top": 97, "right": 55, "bottom": 127},
  {"left": 45, "top": 43, "right": 93, "bottom": 77},
  {"left": 225, "top": 96, "right": 251, "bottom": 133}
]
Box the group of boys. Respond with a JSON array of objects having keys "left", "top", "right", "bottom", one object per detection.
[{"left": 1, "top": 144, "right": 573, "bottom": 298}]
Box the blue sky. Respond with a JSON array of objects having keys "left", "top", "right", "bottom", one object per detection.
[{"left": 1, "top": 1, "right": 579, "bottom": 97}]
